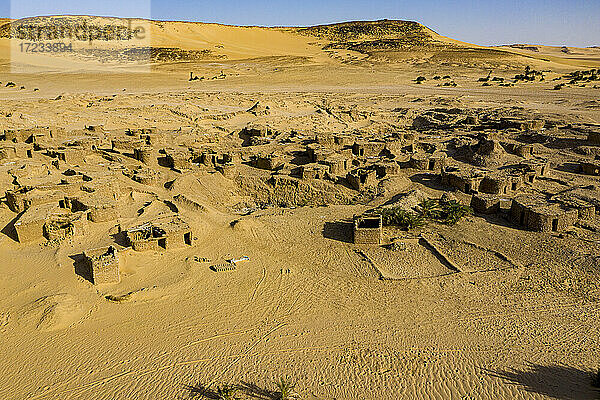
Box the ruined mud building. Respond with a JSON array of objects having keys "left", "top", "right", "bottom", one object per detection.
[{"left": 2, "top": 110, "right": 599, "bottom": 261}]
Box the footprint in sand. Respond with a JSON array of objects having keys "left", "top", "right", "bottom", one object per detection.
[{"left": 18, "top": 294, "right": 88, "bottom": 332}]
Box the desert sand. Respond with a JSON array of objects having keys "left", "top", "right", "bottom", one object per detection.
[{"left": 0, "top": 17, "right": 599, "bottom": 400}]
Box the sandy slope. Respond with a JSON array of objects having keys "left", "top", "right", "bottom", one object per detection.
[
  {"left": 0, "top": 17, "right": 332, "bottom": 73},
  {"left": 1, "top": 16, "right": 597, "bottom": 74},
  {"left": 497, "top": 45, "right": 600, "bottom": 68},
  {"left": 149, "top": 23, "right": 322, "bottom": 59}
]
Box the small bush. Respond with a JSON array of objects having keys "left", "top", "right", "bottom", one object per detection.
[
  {"left": 379, "top": 207, "right": 426, "bottom": 230},
  {"left": 376, "top": 198, "right": 471, "bottom": 230},
  {"left": 417, "top": 198, "right": 471, "bottom": 225},
  {"left": 216, "top": 384, "right": 240, "bottom": 400},
  {"left": 274, "top": 377, "right": 298, "bottom": 400},
  {"left": 439, "top": 200, "right": 472, "bottom": 225},
  {"left": 442, "top": 81, "right": 457, "bottom": 87},
  {"left": 416, "top": 199, "right": 442, "bottom": 220}
]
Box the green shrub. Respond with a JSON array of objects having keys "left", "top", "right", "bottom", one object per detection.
[
  {"left": 376, "top": 198, "right": 471, "bottom": 230},
  {"left": 416, "top": 199, "right": 442, "bottom": 220},
  {"left": 419, "top": 198, "right": 471, "bottom": 225},
  {"left": 439, "top": 200, "right": 472, "bottom": 225},
  {"left": 273, "top": 377, "right": 298, "bottom": 400},
  {"left": 379, "top": 207, "right": 425, "bottom": 230},
  {"left": 216, "top": 384, "right": 240, "bottom": 400}
]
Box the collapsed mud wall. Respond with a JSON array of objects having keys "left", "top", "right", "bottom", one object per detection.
[{"left": 235, "top": 174, "right": 369, "bottom": 207}]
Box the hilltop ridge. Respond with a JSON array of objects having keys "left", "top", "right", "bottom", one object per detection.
[{"left": 0, "top": 16, "right": 598, "bottom": 72}]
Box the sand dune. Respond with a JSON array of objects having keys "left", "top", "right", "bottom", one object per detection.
[{"left": 1, "top": 16, "right": 597, "bottom": 74}]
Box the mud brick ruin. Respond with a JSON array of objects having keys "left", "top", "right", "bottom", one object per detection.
[
  {"left": 126, "top": 216, "right": 193, "bottom": 251},
  {"left": 353, "top": 214, "right": 383, "bottom": 244},
  {"left": 1, "top": 102, "right": 599, "bottom": 284},
  {"left": 409, "top": 152, "right": 446, "bottom": 171},
  {"left": 510, "top": 195, "right": 579, "bottom": 232},
  {"left": 347, "top": 168, "right": 378, "bottom": 191},
  {"left": 84, "top": 245, "right": 121, "bottom": 284},
  {"left": 252, "top": 153, "right": 284, "bottom": 171}
]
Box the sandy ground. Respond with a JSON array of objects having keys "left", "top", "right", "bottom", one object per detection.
[{"left": 0, "top": 18, "right": 599, "bottom": 400}]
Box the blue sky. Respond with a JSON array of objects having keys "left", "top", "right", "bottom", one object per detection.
[{"left": 3, "top": 0, "right": 599, "bottom": 47}]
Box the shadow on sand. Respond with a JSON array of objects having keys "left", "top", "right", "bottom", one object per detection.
[
  {"left": 69, "top": 253, "right": 93, "bottom": 284},
  {"left": 184, "top": 382, "right": 220, "bottom": 400},
  {"left": 485, "top": 362, "right": 599, "bottom": 400},
  {"left": 555, "top": 162, "right": 584, "bottom": 174},
  {"left": 185, "top": 381, "right": 282, "bottom": 400},
  {"left": 0, "top": 212, "right": 22, "bottom": 242},
  {"left": 322, "top": 220, "right": 353, "bottom": 243},
  {"left": 238, "top": 381, "right": 281, "bottom": 399},
  {"left": 111, "top": 231, "right": 130, "bottom": 247},
  {"left": 409, "top": 172, "right": 446, "bottom": 191}
]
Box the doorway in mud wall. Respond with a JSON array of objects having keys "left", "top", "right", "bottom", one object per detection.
[{"left": 520, "top": 211, "right": 525, "bottom": 226}]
